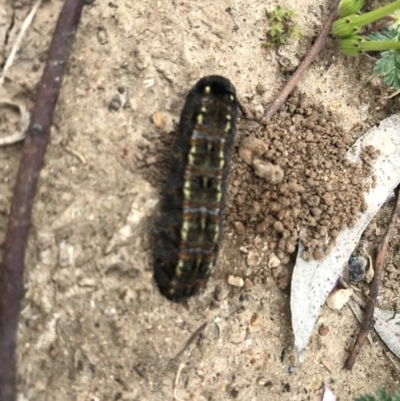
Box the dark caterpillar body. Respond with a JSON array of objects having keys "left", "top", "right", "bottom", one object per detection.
[{"left": 154, "top": 75, "right": 238, "bottom": 301}]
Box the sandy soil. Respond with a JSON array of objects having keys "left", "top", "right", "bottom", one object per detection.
[{"left": 0, "top": 0, "right": 400, "bottom": 400}]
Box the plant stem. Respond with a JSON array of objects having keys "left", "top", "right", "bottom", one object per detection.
[
  {"left": 264, "top": 2, "right": 340, "bottom": 119},
  {"left": 0, "top": 1, "right": 85, "bottom": 400},
  {"left": 361, "top": 40, "right": 400, "bottom": 51},
  {"left": 332, "top": 0, "right": 400, "bottom": 37},
  {"left": 352, "top": 0, "right": 400, "bottom": 28},
  {"left": 345, "top": 185, "right": 400, "bottom": 370}
]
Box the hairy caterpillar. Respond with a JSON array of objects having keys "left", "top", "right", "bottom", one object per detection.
[{"left": 154, "top": 75, "right": 238, "bottom": 301}]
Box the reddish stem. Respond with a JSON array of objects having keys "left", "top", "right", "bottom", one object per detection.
[
  {"left": 264, "top": 2, "right": 340, "bottom": 119},
  {"left": 345, "top": 186, "right": 400, "bottom": 370},
  {"left": 0, "top": 1, "right": 85, "bottom": 399}
]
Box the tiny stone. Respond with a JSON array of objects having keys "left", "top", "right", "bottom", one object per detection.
[
  {"left": 228, "top": 275, "right": 244, "bottom": 287},
  {"left": 268, "top": 254, "right": 281, "bottom": 268},
  {"left": 257, "top": 378, "right": 272, "bottom": 387},
  {"left": 213, "top": 285, "right": 223, "bottom": 301},
  {"left": 288, "top": 364, "right": 295, "bottom": 374},
  {"left": 318, "top": 324, "right": 329, "bottom": 336},
  {"left": 59, "top": 240, "right": 74, "bottom": 267},
  {"left": 326, "top": 288, "right": 352, "bottom": 310},
  {"left": 145, "top": 156, "right": 157, "bottom": 165},
  {"left": 244, "top": 278, "right": 253, "bottom": 290},
  {"left": 348, "top": 255, "right": 367, "bottom": 283},
  {"left": 250, "top": 312, "right": 260, "bottom": 326},
  {"left": 234, "top": 221, "right": 245, "bottom": 234},
  {"left": 120, "top": 61, "right": 129, "bottom": 69},
  {"left": 247, "top": 251, "right": 259, "bottom": 267},
  {"left": 255, "top": 83, "right": 266, "bottom": 95},
  {"left": 117, "top": 85, "right": 125, "bottom": 94},
  {"left": 239, "top": 246, "right": 248, "bottom": 254},
  {"left": 153, "top": 112, "right": 165, "bottom": 129},
  {"left": 108, "top": 95, "right": 121, "bottom": 111}
]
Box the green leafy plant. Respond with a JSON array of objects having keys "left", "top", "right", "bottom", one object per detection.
[
  {"left": 354, "top": 387, "right": 400, "bottom": 401},
  {"left": 369, "top": 27, "right": 400, "bottom": 90},
  {"left": 263, "top": 5, "right": 302, "bottom": 48},
  {"left": 332, "top": 0, "right": 400, "bottom": 90}
]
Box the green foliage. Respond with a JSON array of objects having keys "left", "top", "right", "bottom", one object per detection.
[
  {"left": 263, "top": 5, "right": 302, "bottom": 48},
  {"left": 368, "top": 28, "right": 400, "bottom": 90},
  {"left": 354, "top": 388, "right": 400, "bottom": 401},
  {"left": 333, "top": 1, "right": 400, "bottom": 90},
  {"left": 372, "top": 48, "right": 400, "bottom": 89},
  {"left": 367, "top": 26, "right": 399, "bottom": 42}
]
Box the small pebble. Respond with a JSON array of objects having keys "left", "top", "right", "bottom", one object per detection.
[
  {"left": 326, "top": 288, "right": 352, "bottom": 310},
  {"left": 250, "top": 312, "right": 260, "bottom": 326},
  {"left": 234, "top": 221, "right": 245, "bottom": 234},
  {"left": 268, "top": 254, "right": 281, "bottom": 268},
  {"left": 228, "top": 275, "right": 244, "bottom": 287},
  {"left": 59, "top": 240, "right": 74, "bottom": 267},
  {"left": 257, "top": 378, "right": 272, "bottom": 387},
  {"left": 318, "top": 324, "right": 329, "bottom": 336},
  {"left": 288, "top": 364, "right": 295, "bottom": 374},
  {"left": 117, "top": 85, "right": 125, "bottom": 94},
  {"left": 108, "top": 95, "right": 121, "bottom": 111},
  {"left": 247, "top": 251, "right": 259, "bottom": 267},
  {"left": 239, "top": 293, "right": 249, "bottom": 302},
  {"left": 213, "top": 285, "right": 223, "bottom": 301},
  {"left": 348, "top": 254, "right": 367, "bottom": 282},
  {"left": 244, "top": 278, "right": 253, "bottom": 290},
  {"left": 153, "top": 112, "right": 165, "bottom": 129},
  {"left": 239, "top": 246, "right": 248, "bottom": 254},
  {"left": 120, "top": 61, "right": 129, "bottom": 69}
]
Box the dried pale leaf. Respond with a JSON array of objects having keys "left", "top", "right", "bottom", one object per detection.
[
  {"left": 326, "top": 289, "right": 353, "bottom": 310},
  {"left": 322, "top": 385, "right": 336, "bottom": 401},
  {"left": 291, "top": 114, "right": 400, "bottom": 361},
  {"left": 374, "top": 307, "right": 400, "bottom": 359}
]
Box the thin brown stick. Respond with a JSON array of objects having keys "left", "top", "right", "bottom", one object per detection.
[
  {"left": 264, "top": 2, "right": 340, "bottom": 119},
  {"left": 169, "top": 322, "right": 208, "bottom": 365},
  {"left": 0, "top": 1, "right": 85, "bottom": 400},
  {"left": 345, "top": 187, "right": 400, "bottom": 370}
]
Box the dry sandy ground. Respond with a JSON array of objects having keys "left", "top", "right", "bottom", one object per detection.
[{"left": 0, "top": 0, "right": 400, "bottom": 400}]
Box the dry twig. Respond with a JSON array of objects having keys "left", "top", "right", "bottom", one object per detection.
[
  {"left": 345, "top": 186, "right": 400, "bottom": 370},
  {"left": 0, "top": 1, "right": 85, "bottom": 400},
  {"left": 169, "top": 322, "right": 208, "bottom": 365},
  {"left": 264, "top": 1, "right": 340, "bottom": 119}
]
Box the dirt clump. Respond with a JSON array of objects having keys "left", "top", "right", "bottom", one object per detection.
[{"left": 227, "top": 91, "right": 378, "bottom": 263}]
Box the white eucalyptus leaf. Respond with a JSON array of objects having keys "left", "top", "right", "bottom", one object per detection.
[{"left": 291, "top": 114, "right": 400, "bottom": 360}]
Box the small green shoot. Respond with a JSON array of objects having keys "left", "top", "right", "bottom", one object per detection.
[
  {"left": 338, "top": 0, "right": 365, "bottom": 18},
  {"left": 369, "top": 27, "right": 400, "bottom": 90},
  {"left": 354, "top": 388, "right": 400, "bottom": 401},
  {"left": 262, "top": 5, "right": 302, "bottom": 48},
  {"left": 333, "top": 0, "right": 400, "bottom": 37},
  {"left": 332, "top": 0, "right": 400, "bottom": 90}
]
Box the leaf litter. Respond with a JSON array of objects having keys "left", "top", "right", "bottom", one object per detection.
[{"left": 291, "top": 113, "right": 400, "bottom": 360}]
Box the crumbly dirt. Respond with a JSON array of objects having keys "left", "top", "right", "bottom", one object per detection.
[{"left": 1, "top": 0, "right": 400, "bottom": 400}]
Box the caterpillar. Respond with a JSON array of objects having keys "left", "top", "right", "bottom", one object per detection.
[{"left": 154, "top": 75, "right": 238, "bottom": 301}]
